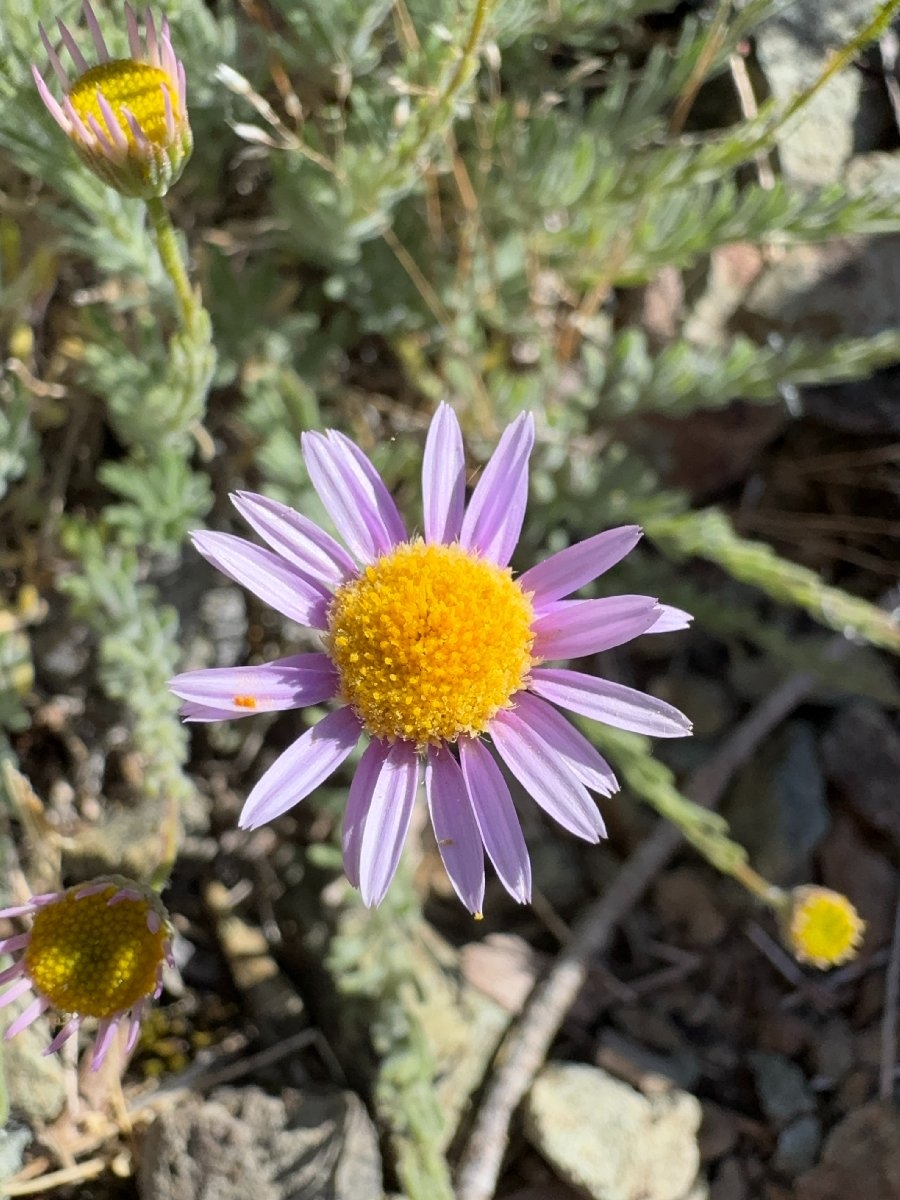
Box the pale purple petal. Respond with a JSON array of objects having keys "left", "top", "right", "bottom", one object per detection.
[
  {"left": 521, "top": 526, "right": 643, "bottom": 608},
  {"left": 358, "top": 741, "right": 419, "bottom": 907},
  {"left": 529, "top": 668, "right": 693, "bottom": 737},
  {"left": 458, "top": 737, "right": 531, "bottom": 903},
  {"left": 459, "top": 412, "right": 534, "bottom": 566},
  {"left": 490, "top": 708, "right": 606, "bottom": 842},
  {"left": 231, "top": 491, "right": 356, "bottom": 589},
  {"left": 646, "top": 605, "right": 693, "bottom": 633},
  {"left": 191, "top": 531, "right": 330, "bottom": 628},
  {"left": 45, "top": 1017, "right": 81, "bottom": 1056},
  {"left": 124, "top": 1003, "right": 146, "bottom": 1053},
  {"left": 0, "top": 963, "right": 24, "bottom": 987},
  {"left": 91, "top": 1017, "right": 118, "bottom": 1070},
  {"left": 4, "top": 994, "right": 49, "bottom": 1037},
  {"left": 423, "top": 402, "right": 466, "bottom": 545},
  {"left": 425, "top": 745, "right": 485, "bottom": 914},
  {"left": 512, "top": 691, "right": 617, "bottom": 800},
  {"left": 301, "top": 430, "right": 406, "bottom": 563},
  {"left": 82, "top": 0, "right": 110, "bottom": 62},
  {"left": 32, "top": 67, "right": 70, "bottom": 132},
  {"left": 238, "top": 707, "right": 362, "bottom": 829},
  {"left": 342, "top": 738, "right": 391, "bottom": 888},
  {"left": 178, "top": 701, "right": 240, "bottom": 723},
  {"left": 0, "top": 933, "right": 30, "bottom": 956},
  {"left": 0, "top": 974, "right": 30, "bottom": 1008},
  {"left": 169, "top": 654, "right": 338, "bottom": 717},
  {"left": 532, "top": 595, "right": 661, "bottom": 660}
]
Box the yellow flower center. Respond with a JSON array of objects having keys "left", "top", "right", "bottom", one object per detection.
[
  {"left": 786, "top": 886, "right": 866, "bottom": 970},
  {"left": 328, "top": 541, "right": 535, "bottom": 745},
  {"left": 23, "top": 884, "right": 168, "bottom": 1019},
  {"left": 68, "top": 60, "right": 180, "bottom": 150}
]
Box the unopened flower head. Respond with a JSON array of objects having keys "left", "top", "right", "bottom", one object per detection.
[
  {"left": 782, "top": 885, "right": 865, "bottom": 970},
  {"left": 169, "top": 405, "right": 693, "bottom": 914},
  {"left": 0, "top": 876, "right": 172, "bottom": 1069},
  {"left": 32, "top": 2, "right": 191, "bottom": 198}
]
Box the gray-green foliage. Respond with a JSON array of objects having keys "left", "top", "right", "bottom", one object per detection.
[{"left": 1, "top": 0, "right": 900, "bottom": 1188}]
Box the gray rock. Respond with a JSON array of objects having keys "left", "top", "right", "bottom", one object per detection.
[
  {"left": 137, "top": 1085, "right": 382, "bottom": 1200},
  {"left": 754, "top": 0, "right": 877, "bottom": 188},
  {"left": 774, "top": 1114, "right": 823, "bottom": 1178},
  {"left": 525, "top": 1063, "right": 703, "bottom": 1200},
  {"left": 748, "top": 1051, "right": 815, "bottom": 1126}
]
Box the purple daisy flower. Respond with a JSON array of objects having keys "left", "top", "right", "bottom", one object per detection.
[
  {"left": 32, "top": 2, "right": 192, "bottom": 199},
  {"left": 169, "top": 405, "right": 692, "bottom": 914},
  {"left": 0, "top": 876, "right": 173, "bottom": 1070}
]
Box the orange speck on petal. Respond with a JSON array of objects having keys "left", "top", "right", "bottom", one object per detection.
[{"left": 233, "top": 695, "right": 258, "bottom": 709}]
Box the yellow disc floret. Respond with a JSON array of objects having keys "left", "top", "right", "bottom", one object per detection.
[
  {"left": 69, "top": 61, "right": 179, "bottom": 151},
  {"left": 23, "top": 882, "right": 169, "bottom": 1019},
  {"left": 783, "top": 885, "right": 866, "bottom": 970},
  {"left": 328, "top": 541, "right": 535, "bottom": 745}
]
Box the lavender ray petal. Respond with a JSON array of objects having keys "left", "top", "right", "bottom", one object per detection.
[
  {"left": 458, "top": 737, "right": 531, "bottom": 904},
  {"left": 168, "top": 654, "right": 338, "bottom": 716},
  {"left": 490, "top": 709, "right": 605, "bottom": 842},
  {"left": 425, "top": 745, "right": 485, "bottom": 915},
  {"left": 82, "top": 0, "right": 109, "bottom": 62},
  {"left": 342, "top": 738, "right": 390, "bottom": 888},
  {"left": 0, "top": 933, "right": 31, "bottom": 955},
  {"left": 0, "top": 963, "right": 24, "bottom": 987},
  {"left": 358, "top": 740, "right": 419, "bottom": 907},
  {"left": 459, "top": 412, "right": 534, "bottom": 566},
  {"left": 4, "top": 994, "right": 49, "bottom": 1038},
  {"left": 0, "top": 976, "right": 34, "bottom": 1013},
  {"left": 31, "top": 67, "right": 70, "bottom": 131},
  {"left": 531, "top": 595, "right": 660, "bottom": 660},
  {"left": 301, "top": 431, "right": 405, "bottom": 563},
  {"left": 231, "top": 491, "right": 356, "bottom": 588},
  {"left": 90, "top": 1018, "right": 118, "bottom": 1070},
  {"left": 516, "top": 691, "right": 617, "bottom": 800},
  {"left": 178, "top": 701, "right": 241, "bottom": 722},
  {"left": 530, "top": 668, "right": 693, "bottom": 738},
  {"left": 190, "top": 530, "right": 330, "bottom": 628},
  {"left": 646, "top": 604, "right": 693, "bottom": 633},
  {"left": 422, "top": 402, "right": 466, "bottom": 545},
  {"left": 45, "top": 1017, "right": 81, "bottom": 1055},
  {"left": 521, "top": 526, "right": 643, "bottom": 606},
  {"left": 238, "top": 708, "right": 362, "bottom": 829}
]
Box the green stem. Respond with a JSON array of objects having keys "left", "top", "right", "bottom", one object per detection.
[{"left": 145, "top": 194, "right": 197, "bottom": 331}]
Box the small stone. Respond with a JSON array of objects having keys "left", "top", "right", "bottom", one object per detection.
[
  {"left": 526, "top": 1063, "right": 703, "bottom": 1200},
  {"left": 822, "top": 704, "right": 900, "bottom": 853},
  {"left": 710, "top": 1158, "right": 748, "bottom": 1200},
  {"left": 137, "top": 1085, "right": 382, "bottom": 1200},
  {"left": 796, "top": 1102, "right": 900, "bottom": 1200},
  {"left": 748, "top": 1052, "right": 815, "bottom": 1125},
  {"left": 773, "top": 1115, "right": 822, "bottom": 1178}
]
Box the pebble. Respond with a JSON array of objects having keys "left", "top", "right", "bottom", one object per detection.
[{"left": 526, "top": 1063, "right": 703, "bottom": 1200}]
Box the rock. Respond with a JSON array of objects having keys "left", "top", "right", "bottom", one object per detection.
[
  {"left": 796, "top": 1101, "right": 900, "bottom": 1200},
  {"left": 525, "top": 1063, "right": 703, "bottom": 1200},
  {"left": 754, "top": 0, "right": 877, "bottom": 188},
  {"left": 726, "top": 722, "right": 829, "bottom": 881},
  {"left": 748, "top": 1051, "right": 815, "bottom": 1126},
  {"left": 773, "top": 1114, "right": 822, "bottom": 1178},
  {"left": 137, "top": 1085, "right": 382, "bottom": 1200},
  {"left": 822, "top": 703, "right": 900, "bottom": 853}
]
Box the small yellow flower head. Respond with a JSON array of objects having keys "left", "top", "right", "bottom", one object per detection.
[
  {"left": 781, "top": 885, "right": 866, "bottom": 970},
  {"left": 0, "top": 875, "right": 173, "bottom": 1070},
  {"left": 31, "top": 2, "right": 192, "bottom": 198}
]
